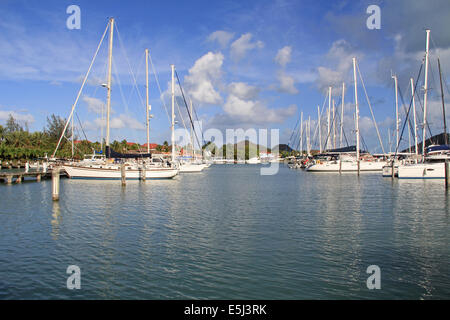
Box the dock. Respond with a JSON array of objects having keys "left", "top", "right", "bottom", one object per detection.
[{"left": 0, "top": 169, "right": 65, "bottom": 184}]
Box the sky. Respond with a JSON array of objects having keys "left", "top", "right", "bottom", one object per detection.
[{"left": 1, "top": 0, "right": 450, "bottom": 153}]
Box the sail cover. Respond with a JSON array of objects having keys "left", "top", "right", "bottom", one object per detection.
[
  {"left": 105, "top": 146, "right": 152, "bottom": 159},
  {"left": 426, "top": 144, "right": 450, "bottom": 153},
  {"left": 325, "top": 145, "right": 357, "bottom": 153}
]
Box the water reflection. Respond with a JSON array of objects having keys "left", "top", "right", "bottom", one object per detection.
[
  {"left": 51, "top": 201, "right": 61, "bottom": 240},
  {"left": 1, "top": 166, "right": 449, "bottom": 299}
]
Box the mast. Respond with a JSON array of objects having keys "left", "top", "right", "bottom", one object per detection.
[
  {"left": 71, "top": 114, "right": 74, "bottom": 158},
  {"left": 145, "top": 48, "right": 150, "bottom": 154},
  {"left": 438, "top": 58, "right": 448, "bottom": 145},
  {"left": 190, "top": 99, "right": 194, "bottom": 160},
  {"left": 318, "top": 105, "right": 322, "bottom": 153},
  {"left": 300, "top": 111, "right": 303, "bottom": 156},
  {"left": 388, "top": 128, "right": 391, "bottom": 153},
  {"left": 100, "top": 101, "right": 104, "bottom": 151},
  {"left": 340, "top": 82, "right": 345, "bottom": 148},
  {"left": 171, "top": 64, "right": 176, "bottom": 163},
  {"left": 307, "top": 116, "right": 311, "bottom": 155},
  {"left": 392, "top": 74, "right": 399, "bottom": 150},
  {"left": 353, "top": 57, "right": 360, "bottom": 174},
  {"left": 422, "top": 29, "right": 430, "bottom": 156},
  {"left": 105, "top": 18, "right": 114, "bottom": 149},
  {"left": 411, "top": 78, "right": 418, "bottom": 156},
  {"left": 332, "top": 99, "right": 336, "bottom": 149},
  {"left": 327, "top": 86, "right": 331, "bottom": 150}
]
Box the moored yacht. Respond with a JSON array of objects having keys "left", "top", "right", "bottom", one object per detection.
[
  {"left": 397, "top": 145, "right": 450, "bottom": 179},
  {"left": 306, "top": 154, "right": 385, "bottom": 172},
  {"left": 55, "top": 19, "right": 179, "bottom": 180}
]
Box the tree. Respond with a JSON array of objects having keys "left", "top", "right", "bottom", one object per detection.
[
  {"left": 162, "top": 141, "right": 169, "bottom": 152},
  {"left": 45, "top": 114, "right": 69, "bottom": 142},
  {"left": 6, "top": 114, "right": 22, "bottom": 133}
]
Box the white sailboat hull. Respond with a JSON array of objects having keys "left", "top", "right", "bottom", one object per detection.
[
  {"left": 179, "top": 163, "right": 205, "bottom": 173},
  {"left": 306, "top": 160, "right": 385, "bottom": 172},
  {"left": 246, "top": 158, "right": 261, "bottom": 164},
  {"left": 397, "top": 162, "right": 445, "bottom": 179},
  {"left": 63, "top": 165, "right": 179, "bottom": 179}
]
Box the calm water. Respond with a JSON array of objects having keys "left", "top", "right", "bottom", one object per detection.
[{"left": 0, "top": 165, "right": 449, "bottom": 299}]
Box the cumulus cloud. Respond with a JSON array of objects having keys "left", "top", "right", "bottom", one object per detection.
[
  {"left": 275, "top": 46, "right": 292, "bottom": 67},
  {"left": 315, "top": 39, "right": 360, "bottom": 91},
  {"left": 83, "top": 114, "right": 144, "bottom": 131},
  {"left": 212, "top": 102, "right": 297, "bottom": 127},
  {"left": 227, "top": 82, "right": 260, "bottom": 100},
  {"left": 0, "top": 109, "right": 34, "bottom": 123},
  {"left": 82, "top": 96, "right": 106, "bottom": 114},
  {"left": 110, "top": 114, "right": 145, "bottom": 130},
  {"left": 207, "top": 30, "right": 235, "bottom": 48},
  {"left": 215, "top": 80, "right": 297, "bottom": 126},
  {"left": 184, "top": 52, "right": 224, "bottom": 105},
  {"left": 276, "top": 71, "right": 299, "bottom": 94},
  {"left": 230, "top": 33, "right": 264, "bottom": 61}
]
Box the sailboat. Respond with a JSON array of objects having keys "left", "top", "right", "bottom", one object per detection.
[
  {"left": 397, "top": 30, "right": 450, "bottom": 179},
  {"left": 306, "top": 59, "right": 386, "bottom": 172},
  {"left": 57, "top": 18, "right": 178, "bottom": 179},
  {"left": 178, "top": 99, "right": 207, "bottom": 173}
]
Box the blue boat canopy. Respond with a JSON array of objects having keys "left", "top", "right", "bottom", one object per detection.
[{"left": 426, "top": 145, "right": 450, "bottom": 153}]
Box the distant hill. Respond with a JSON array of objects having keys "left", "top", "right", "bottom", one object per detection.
[
  {"left": 218, "top": 140, "right": 270, "bottom": 160},
  {"left": 272, "top": 144, "right": 293, "bottom": 153}
]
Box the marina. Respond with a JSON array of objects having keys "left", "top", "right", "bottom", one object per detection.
[{"left": 0, "top": 0, "right": 449, "bottom": 305}]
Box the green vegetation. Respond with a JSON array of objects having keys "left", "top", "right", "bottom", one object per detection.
[
  {"left": 0, "top": 114, "right": 293, "bottom": 161},
  {"left": 214, "top": 140, "right": 271, "bottom": 160},
  {"left": 0, "top": 114, "right": 166, "bottom": 161}
]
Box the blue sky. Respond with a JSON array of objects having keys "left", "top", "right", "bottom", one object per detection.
[{"left": 1, "top": 0, "right": 450, "bottom": 152}]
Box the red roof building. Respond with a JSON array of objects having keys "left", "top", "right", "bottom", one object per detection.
[{"left": 141, "top": 143, "right": 158, "bottom": 150}]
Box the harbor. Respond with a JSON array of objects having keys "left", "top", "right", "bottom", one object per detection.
[{"left": 0, "top": 0, "right": 449, "bottom": 305}]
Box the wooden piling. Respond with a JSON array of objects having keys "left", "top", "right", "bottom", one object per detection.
[
  {"left": 121, "top": 163, "right": 126, "bottom": 186},
  {"left": 36, "top": 174, "right": 41, "bottom": 182},
  {"left": 52, "top": 167, "right": 60, "bottom": 201},
  {"left": 357, "top": 160, "right": 360, "bottom": 176},
  {"left": 445, "top": 160, "right": 449, "bottom": 189},
  {"left": 391, "top": 160, "right": 395, "bottom": 179},
  {"left": 339, "top": 158, "right": 342, "bottom": 174},
  {"left": 141, "top": 165, "right": 146, "bottom": 181}
]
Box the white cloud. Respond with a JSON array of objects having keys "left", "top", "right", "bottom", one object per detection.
[
  {"left": 230, "top": 33, "right": 264, "bottom": 61},
  {"left": 82, "top": 96, "right": 106, "bottom": 114},
  {"left": 217, "top": 98, "right": 296, "bottom": 125},
  {"left": 0, "top": 109, "right": 35, "bottom": 124},
  {"left": 218, "top": 81, "right": 297, "bottom": 125},
  {"left": 85, "top": 114, "right": 145, "bottom": 131},
  {"left": 228, "top": 82, "right": 260, "bottom": 100},
  {"left": 207, "top": 31, "right": 235, "bottom": 48},
  {"left": 315, "top": 39, "right": 360, "bottom": 91},
  {"left": 83, "top": 113, "right": 145, "bottom": 132},
  {"left": 275, "top": 46, "right": 292, "bottom": 67},
  {"left": 183, "top": 52, "right": 224, "bottom": 105},
  {"left": 276, "top": 71, "right": 299, "bottom": 94},
  {"left": 110, "top": 114, "right": 145, "bottom": 130}
]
